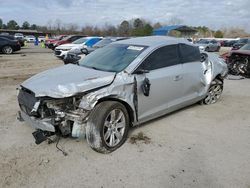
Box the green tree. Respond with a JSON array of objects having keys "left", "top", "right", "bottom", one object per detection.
[
  {"left": 0, "top": 18, "right": 3, "bottom": 29},
  {"left": 7, "top": 20, "right": 19, "bottom": 30},
  {"left": 144, "top": 24, "right": 153, "bottom": 36},
  {"left": 133, "top": 18, "right": 144, "bottom": 29},
  {"left": 118, "top": 20, "right": 130, "bottom": 36},
  {"left": 22, "top": 21, "right": 30, "bottom": 29},
  {"left": 30, "top": 24, "right": 37, "bottom": 30},
  {"left": 214, "top": 30, "right": 224, "bottom": 38}
]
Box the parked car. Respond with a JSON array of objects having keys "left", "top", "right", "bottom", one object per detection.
[
  {"left": 17, "top": 36, "right": 227, "bottom": 153},
  {"left": 38, "top": 36, "right": 46, "bottom": 42},
  {"left": 0, "top": 37, "right": 21, "bottom": 54},
  {"left": 0, "top": 34, "right": 24, "bottom": 47},
  {"left": 195, "top": 39, "right": 221, "bottom": 52},
  {"left": 63, "top": 37, "right": 129, "bottom": 64},
  {"left": 25, "top": 35, "right": 36, "bottom": 42},
  {"left": 14, "top": 33, "right": 24, "bottom": 39},
  {"left": 232, "top": 38, "right": 250, "bottom": 50},
  {"left": 226, "top": 43, "right": 250, "bottom": 77},
  {"left": 52, "top": 35, "right": 87, "bottom": 50},
  {"left": 223, "top": 40, "right": 238, "bottom": 47},
  {"left": 54, "top": 37, "right": 102, "bottom": 59},
  {"left": 46, "top": 35, "right": 67, "bottom": 49}
]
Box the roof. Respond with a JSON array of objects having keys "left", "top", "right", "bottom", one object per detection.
[
  {"left": 115, "top": 36, "right": 189, "bottom": 47},
  {"left": 153, "top": 25, "right": 197, "bottom": 36}
]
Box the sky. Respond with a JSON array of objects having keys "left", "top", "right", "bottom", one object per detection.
[{"left": 0, "top": 0, "right": 249, "bottom": 31}]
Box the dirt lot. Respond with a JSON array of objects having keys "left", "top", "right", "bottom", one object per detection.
[{"left": 0, "top": 45, "right": 250, "bottom": 188}]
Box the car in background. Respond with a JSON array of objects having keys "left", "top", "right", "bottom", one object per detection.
[
  {"left": 38, "top": 36, "right": 46, "bottom": 42},
  {"left": 17, "top": 36, "right": 228, "bottom": 153},
  {"left": 45, "top": 35, "right": 67, "bottom": 49},
  {"left": 25, "top": 35, "right": 36, "bottom": 42},
  {"left": 54, "top": 37, "right": 102, "bottom": 59},
  {"left": 14, "top": 33, "right": 24, "bottom": 39},
  {"left": 0, "top": 37, "right": 21, "bottom": 54},
  {"left": 63, "top": 37, "right": 129, "bottom": 64},
  {"left": 232, "top": 38, "right": 250, "bottom": 50},
  {"left": 52, "top": 35, "right": 87, "bottom": 50},
  {"left": 224, "top": 43, "right": 250, "bottom": 77},
  {"left": 0, "top": 34, "right": 24, "bottom": 47},
  {"left": 195, "top": 39, "right": 221, "bottom": 52},
  {"left": 223, "top": 40, "right": 238, "bottom": 47}
]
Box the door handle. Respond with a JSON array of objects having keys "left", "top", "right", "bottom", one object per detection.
[{"left": 174, "top": 75, "right": 182, "bottom": 81}]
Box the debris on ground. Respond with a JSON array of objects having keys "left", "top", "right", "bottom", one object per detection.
[{"left": 129, "top": 132, "right": 151, "bottom": 144}]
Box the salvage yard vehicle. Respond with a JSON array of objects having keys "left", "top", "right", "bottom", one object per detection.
[
  {"left": 0, "top": 36, "right": 21, "bottom": 54},
  {"left": 52, "top": 35, "right": 87, "bottom": 50},
  {"left": 54, "top": 37, "right": 102, "bottom": 59},
  {"left": 46, "top": 35, "right": 67, "bottom": 49},
  {"left": 17, "top": 36, "right": 228, "bottom": 153},
  {"left": 232, "top": 38, "right": 250, "bottom": 50},
  {"left": 0, "top": 34, "right": 24, "bottom": 47},
  {"left": 226, "top": 43, "right": 250, "bottom": 77},
  {"left": 195, "top": 39, "right": 221, "bottom": 52}
]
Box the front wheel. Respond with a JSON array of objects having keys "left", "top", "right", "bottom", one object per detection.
[
  {"left": 86, "top": 101, "right": 130, "bottom": 153},
  {"left": 2, "top": 46, "right": 13, "bottom": 54},
  {"left": 201, "top": 78, "right": 223, "bottom": 105}
]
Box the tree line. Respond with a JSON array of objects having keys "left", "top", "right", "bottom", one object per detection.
[{"left": 0, "top": 18, "right": 249, "bottom": 38}]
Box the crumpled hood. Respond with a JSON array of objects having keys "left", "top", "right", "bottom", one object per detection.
[{"left": 21, "top": 64, "right": 116, "bottom": 98}]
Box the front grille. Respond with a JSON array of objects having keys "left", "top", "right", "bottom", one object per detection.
[
  {"left": 54, "top": 50, "right": 61, "bottom": 55},
  {"left": 18, "top": 88, "right": 38, "bottom": 116}
]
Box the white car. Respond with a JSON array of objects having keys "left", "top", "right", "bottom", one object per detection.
[
  {"left": 54, "top": 37, "right": 102, "bottom": 59},
  {"left": 38, "top": 36, "right": 46, "bottom": 42},
  {"left": 25, "top": 35, "right": 35, "bottom": 42}
]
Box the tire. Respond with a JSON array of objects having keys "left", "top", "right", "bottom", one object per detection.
[
  {"left": 201, "top": 78, "right": 223, "bottom": 105},
  {"left": 2, "top": 46, "right": 13, "bottom": 54},
  {"left": 86, "top": 101, "right": 130, "bottom": 153}
]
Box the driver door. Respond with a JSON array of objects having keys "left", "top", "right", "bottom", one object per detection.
[{"left": 135, "top": 45, "right": 184, "bottom": 123}]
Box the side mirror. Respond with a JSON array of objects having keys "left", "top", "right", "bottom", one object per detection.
[
  {"left": 134, "top": 69, "right": 149, "bottom": 74},
  {"left": 63, "top": 53, "right": 81, "bottom": 65},
  {"left": 81, "top": 48, "right": 89, "bottom": 55}
]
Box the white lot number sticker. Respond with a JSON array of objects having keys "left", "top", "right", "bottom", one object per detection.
[{"left": 127, "top": 46, "right": 144, "bottom": 51}]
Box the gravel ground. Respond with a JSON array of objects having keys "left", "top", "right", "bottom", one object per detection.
[{"left": 0, "top": 45, "right": 249, "bottom": 188}]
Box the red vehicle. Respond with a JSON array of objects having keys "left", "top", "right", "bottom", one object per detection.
[
  {"left": 53, "top": 35, "right": 87, "bottom": 50},
  {"left": 45, "top": 35, "right": 67, "bottom": 49}
]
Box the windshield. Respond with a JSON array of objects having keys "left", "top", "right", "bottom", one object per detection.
[
  {"left": 239, "top": 39, "right": 248, "bottom": 43},
  {"left": 240, "top": 43, "right": 250, "bottom": 50},
  {"left": 73, "top": 37, "right": 87, "bottom": 44},
  {"left": 79, "top": 44, "right": 147, "bottom": 72}
]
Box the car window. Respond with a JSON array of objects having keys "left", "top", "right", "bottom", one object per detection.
[
  {"left": 79, "top": 44, "right": 147, "bottom": 72},
  {"left": 179, "top": 44, "right": 200, "bottom": 63},
  {"left": 139, "top": 45, "right": 180, "bottom": 71},
  {"left": 240, "top": 43, "right": 250, "bottom": 50},
  {"left": 73, "top": 37, "right": 87, "bottom": 44},
  {"left": 85, "top": 38, "right": 101, "bottom": 47}
]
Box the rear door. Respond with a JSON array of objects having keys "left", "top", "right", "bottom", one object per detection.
[
  {"left": 135, "top": 44, "right": 184, "bottom": 123},
  {"left": 179, "top": 44, "right": 205, "bottom": 102}
]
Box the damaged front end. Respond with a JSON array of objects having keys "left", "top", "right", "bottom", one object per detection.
[{"left": 17, "top": 87, "right": 91, "bottom": 143}]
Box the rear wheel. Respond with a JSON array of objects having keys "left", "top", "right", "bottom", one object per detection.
[
  {"left": 201, "top": 78, "right": 223, "bottom": 105},
  {"left": 2, "top": 46, "right": 13, "bottom": 54},
  {"left": 86, "top": 101, "right": 130, "bottom": 153}
]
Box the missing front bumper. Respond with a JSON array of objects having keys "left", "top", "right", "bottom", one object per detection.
[{"left": 18, "top": 110, "right": 55, "bottom": 132}]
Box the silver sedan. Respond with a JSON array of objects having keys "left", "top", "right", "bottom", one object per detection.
[{"left": 17, "top": 36, "right": 228, "bottom": 153}]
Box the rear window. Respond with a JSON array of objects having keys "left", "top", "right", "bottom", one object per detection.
[{"left": 179, "top": 44, "right": 200, "bottom": 63}]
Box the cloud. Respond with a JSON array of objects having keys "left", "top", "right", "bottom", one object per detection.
[{"left": 0, "top": 0, "right": 249, "bottom": 31}]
